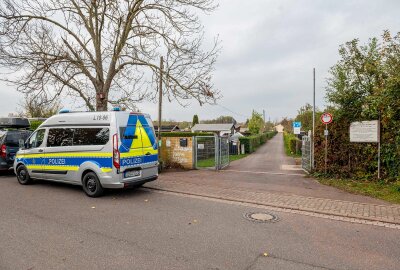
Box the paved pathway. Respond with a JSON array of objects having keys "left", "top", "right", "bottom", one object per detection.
[{"left": 149, "top": 133, "right": 400, "bottom": 227}]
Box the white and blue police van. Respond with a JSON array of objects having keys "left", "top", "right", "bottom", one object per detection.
[{"left": 14, "top": 109, "right": 158, "bottom": 197}]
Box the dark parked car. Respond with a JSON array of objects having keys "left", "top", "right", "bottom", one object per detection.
[{"left": 0, "top": 118, "right": 31, "bottom": 171}]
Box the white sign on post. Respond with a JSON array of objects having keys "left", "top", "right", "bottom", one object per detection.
[
  {"left": 350, "top": 121, "right": 379, "bottom": 143},
  {"left": 293, "top": 122, "right": 301, "bottom": 135}
]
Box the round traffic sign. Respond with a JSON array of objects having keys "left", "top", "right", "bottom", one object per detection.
[{"left": 321, "top": 112, "right": 333, "bottom": 124}]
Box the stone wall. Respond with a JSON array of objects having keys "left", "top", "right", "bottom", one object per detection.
[{"left": 160, "top": 136, "right": 194, "bottom": 169}]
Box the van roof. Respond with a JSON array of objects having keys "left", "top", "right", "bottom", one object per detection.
[{"left": 40, "top": 111, "right": 150, "bottom": 128}]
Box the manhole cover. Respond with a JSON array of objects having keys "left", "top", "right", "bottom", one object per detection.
[{"left": 244, "top": 212, "right": 279, "bottom": 223}]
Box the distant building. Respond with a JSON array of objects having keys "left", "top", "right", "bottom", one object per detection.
[
  {"left": 274, "top": 124, "right": 284, "bottom": 133},
  {"left": 154, "top": 125, "right": 180, "bottom": 133},
  {"left": 192, "top": 123, "right": 236, "bottom": 136}
]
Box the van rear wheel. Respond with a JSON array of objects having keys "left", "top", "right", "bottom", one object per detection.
[
  {"left": 16, "top": 165, "right": 33, "bottom": 185},
  {"left": 82, "top": 172, "right": 104, "bottom": 198}
]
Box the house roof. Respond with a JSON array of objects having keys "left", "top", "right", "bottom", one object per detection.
[
  {"left": 154, "top": 125, "right": 180, "bottom": 132},
  {"left": 191, "top": 123, "right": 235, "bottom": 132}
]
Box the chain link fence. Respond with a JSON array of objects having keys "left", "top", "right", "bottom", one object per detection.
[{"left": 194, "top": 135, "right": 229, "bottom": 170}]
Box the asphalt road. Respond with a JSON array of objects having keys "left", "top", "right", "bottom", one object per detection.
[{"left": 0, "top": 172, "right": 399, "bottom": 270}]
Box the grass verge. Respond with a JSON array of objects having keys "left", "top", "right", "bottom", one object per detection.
[
  {"left": 316, "top": 176, "right": 400, "bottom": 204},
  {"left": 229, "top": 154, "right": 248, "bottom": 162},
  {"left": 196, "top": 154, "right": 249, "bottom": 168}
]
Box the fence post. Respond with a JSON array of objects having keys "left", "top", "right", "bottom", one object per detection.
[
  {"left": 214, "top": 134, "right": 218, "bottom": 170},
  {"left": 192, "top": 136, "right": 196, "bottom": 169}
]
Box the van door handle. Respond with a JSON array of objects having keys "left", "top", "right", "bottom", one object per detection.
[
  {"left": 145, "top": 152, "right": 151, "bottom": 156},
  {"left": 38, "top": 149, "right": 44, "bottom": 153}
]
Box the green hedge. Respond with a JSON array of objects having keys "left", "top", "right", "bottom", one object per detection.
[
  {"left": 29, "top": 120, "right": 43, "bottom": 131},
  {"left": 283, "top": 132, "right": 301, "bottom": 156},
  {"left": 239, "top": 131, "right": 277, "bottom": 153},
  {"left": 159, "top": 132, "right": 214, "bottom": 137}
]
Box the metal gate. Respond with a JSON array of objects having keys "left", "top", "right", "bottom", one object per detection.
[
  {"left": 194, "top": 135, "right": 229, "bottom": 170},
  {"left": 218, "top": 136, "right": 230, "bottom": 169},
  {"left": 301, "top": 136, "right": 312, "bottom": 173}
]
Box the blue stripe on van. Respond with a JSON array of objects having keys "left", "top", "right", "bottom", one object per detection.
[
  {"left": 21, "top": 156, "right": 112, "bottom": 168},
  {"left": 120, "top": 154, "right": 158, "bottom": 167}
]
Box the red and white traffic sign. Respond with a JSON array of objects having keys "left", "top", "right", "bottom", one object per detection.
[{"left": 321, "top": 112, "right": 333, "bottom": 124}]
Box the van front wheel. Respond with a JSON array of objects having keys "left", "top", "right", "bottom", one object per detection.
[
  {"left": 16, "top": 165, "right": 33, "bottom": 185},
  {"left": 82, "top": 172, "right": 104, "bottom": 198}
]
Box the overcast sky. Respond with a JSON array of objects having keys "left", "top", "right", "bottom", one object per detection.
[{"left": 1, "top": 0, "right": 400, "bottom": 123}]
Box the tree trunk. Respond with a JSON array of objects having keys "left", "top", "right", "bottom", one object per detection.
[{"left": 96, "top": 92, "right": 108, "bottom": 111}]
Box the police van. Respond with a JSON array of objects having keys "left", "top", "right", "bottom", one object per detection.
[{"left": 14, "top": 109, "right": 158, "bottom": 197}]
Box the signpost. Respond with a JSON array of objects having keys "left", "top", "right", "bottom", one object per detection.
[
  {"left": 350, "top": 121, "right": 379, "bottom": 143},
  {"left": 321, "top": 113, "right": 333, "bottom": 174},
  {"left": 293, "top": 121, "right": 301, "bottom": 135},
  {"left": 350, "top": 120, "right": 381, "bottom": 179},
  {"left": 292, "top": 122, "right": 302, "bottom": 154}
]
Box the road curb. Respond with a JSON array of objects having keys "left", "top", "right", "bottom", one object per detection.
[{"left": 144, "top": 186, "right": 400, "bottom": 229}]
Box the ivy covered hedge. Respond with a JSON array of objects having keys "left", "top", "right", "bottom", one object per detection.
[
  {"left": 239, "top": 131, "right": 277, "bottom": 153},
  {"left": 314, "top": 34, "right": 400, "bottom": 180},
  {"left": 313, "top": 110, "right": 400, "bottom": 179}
]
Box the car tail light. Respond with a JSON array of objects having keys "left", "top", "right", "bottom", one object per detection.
[
  {"left": 113, "top": 134, "right": 120, "bottom": 169},
  {"left": 0, "top": 144, "right": 6, "bottom": 159}
]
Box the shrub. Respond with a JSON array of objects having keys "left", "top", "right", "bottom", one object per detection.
[
  {"left": 29, "top": 120, "right": 43, "bottom": 131},
  {"left": 239, "top": 131, "right": 277, "bottom": 153},
  {"left": 283, "top": 132, "right": 301, "bottom": 156}
]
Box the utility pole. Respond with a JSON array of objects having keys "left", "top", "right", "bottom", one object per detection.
[
  {"left": 324, "top": 124, "right": 328, "bottom": 174},
  {"left": 157, "top": 56, "right": 164, "bottom": 144},
  {"left": 312, "top": 68, "right": 316, "bottom": 170},
  {"left": 263, "top": 109, "right": 266, "bottom": 130},
  {"left": 263, "top": 109, "right": 266, "bottom": 123},
  {"left": 378, "top": 114, "right": 381, "bottom": 179}
]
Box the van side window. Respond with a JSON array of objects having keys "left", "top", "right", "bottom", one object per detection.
[
  {"left": 73, "top": 128, "right": 109, "bottom": 146},
  {"left": 27, "top": 129, "right": 45, "bottom": 149},
  {"left": 47, "top": 128, "right": 73, "bottom": 147}
]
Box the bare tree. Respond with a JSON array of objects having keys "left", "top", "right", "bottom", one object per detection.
[
  {"left": 18, "top": 93, "right": 61, "bottom": 118},
  {"left": 0, "top": 0, "right": 220, "bottom": 111}
]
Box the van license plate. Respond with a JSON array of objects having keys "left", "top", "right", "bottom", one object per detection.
[{"left": 125, "top": 170, "right": 141, "bottom": 178}]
